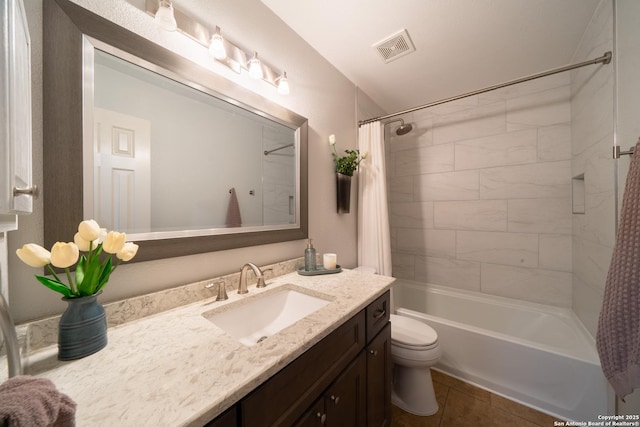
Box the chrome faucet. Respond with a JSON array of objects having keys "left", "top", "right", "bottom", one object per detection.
[{"left": 238, "top": 263, "right": 265, "bottom": 294}]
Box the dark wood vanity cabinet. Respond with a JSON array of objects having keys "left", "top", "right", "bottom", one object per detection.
[{"left": 207, "top": 290, "right": 391, "bottom": 427}]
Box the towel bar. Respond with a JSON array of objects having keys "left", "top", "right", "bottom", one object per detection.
[{"left": 613, "top": 145, "right": 636, "bottom": 159}]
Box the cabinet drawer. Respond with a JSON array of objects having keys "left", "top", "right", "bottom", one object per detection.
[
  {"left": 241, "top": 311, "right": 365, "bottom": 426},
  {"left": 365, "top": 291, "right": 390, "bottom": 342}
]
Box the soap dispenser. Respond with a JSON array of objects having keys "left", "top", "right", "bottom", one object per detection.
[{"left": 304, "top": 239, "right": 317, "bottom": 271}]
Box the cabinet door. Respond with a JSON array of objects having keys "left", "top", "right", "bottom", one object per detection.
[
  {"left": 0, "top": 0, "right": 34, "bottom": 216},
  {"left": 294, "top": 398, "right": 326, "bottom": 427},
  {"left": 325, "top": 352, "right": 366, "bottom": 427},
  {"left": 367, "top": 323, "right": 392, "bottom": 427},
  {"left": 205, "top": 406, "right": 237, "bottom": 427}
]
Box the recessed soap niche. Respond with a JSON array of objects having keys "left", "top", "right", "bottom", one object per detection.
[{"left": 572, "top": 174, "right": 585, "bottom": 214}]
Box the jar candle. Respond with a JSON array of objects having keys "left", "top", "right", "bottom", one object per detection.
[{"left": 323, "top": 253, "right": 337, "bottom": 270}]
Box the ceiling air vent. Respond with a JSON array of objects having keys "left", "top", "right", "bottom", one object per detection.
[{"left": 372, "top": 29, "right": 416, "bottom": 64}]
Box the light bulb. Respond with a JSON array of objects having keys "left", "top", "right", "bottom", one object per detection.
[
  {"left": 248, "top": 52, "right": 263, "bottom": 80},
  {"left": 209, "top": 27, "right": 226, "bottom": 60},
  {"left": 155, "top": 0, "right": 177, "bottom": 32},
  {"left": 277, "top": 71, "right": 290, "bottom": 95}
]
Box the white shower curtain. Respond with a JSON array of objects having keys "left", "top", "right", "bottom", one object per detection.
[{"left": 357, "top": 122, "right": 392, "bottom": 276}]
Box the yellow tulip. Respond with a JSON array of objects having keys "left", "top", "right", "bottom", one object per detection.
[
  {"left": 116, "top": 242, "right": 139, "bottom": 262},
  {"left": 77, "top": 219, "right": 101, "bottom": 241},
  {"left": 16, "top": 244, "right": 51, "bottom": 267},
  {"left": 103, "top": 231, "right": 126, "bottom": 254},
  {"left": 50, "top": 242, "right": 79, "bottom": 268}
]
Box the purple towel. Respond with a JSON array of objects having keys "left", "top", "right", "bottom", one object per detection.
[
  {"left": 0, "top": 376, "right": 76, "bottom": 426},
  {"left": 596, "top": 139, "right": 640, "bottom": 399},
  {"left": 225, "top": 188, "right": 242, "bottom": 228}
]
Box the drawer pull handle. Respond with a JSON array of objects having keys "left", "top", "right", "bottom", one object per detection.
[
  {"left": 373, "top": 309, "right": 386, "bottom": 319},
  {"left": 370, "top": 349, "right": 378, "bottom": 356},
  {"left": 330, "top": 395, "right": 340, "bottom": 405},
  {"left": 316, "top": 412, "right": 326, "bottom": 423}
]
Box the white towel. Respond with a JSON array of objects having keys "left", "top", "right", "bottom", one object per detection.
[{"left": 225, "top": 188, "right": 242, "bottom": 228}]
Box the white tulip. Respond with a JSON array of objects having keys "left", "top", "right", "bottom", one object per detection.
[
  {"left": 329, "top": 134, "right": 336, "bottom": 145},
  {"left": 116, "top": 242, "right": 139, "bottom": 262},
  {"left": 16, "top": 244, "right": 51, "bottom": 268},
  {"left": 78, "top": 219, "right": 101, "bottom": 241},
  {"left": 103, "top": 231, "right": 126, "bottom": 254},
  {"left": 50, "top": 242, "right": 79, "bottom": 268},
  {"left": 74, "top": 232, "right": 98, "bottom": 252}
]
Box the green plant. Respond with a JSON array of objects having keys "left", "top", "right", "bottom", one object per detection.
[
  {"left": 16, "top": 219, "right": 139, "bottom": 298},
  {"left": 329, "top": 134, "right": 366, "bottom": 176}
]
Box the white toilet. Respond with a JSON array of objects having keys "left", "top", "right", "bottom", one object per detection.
[
  {"left": 352, "top": 266, "right": 442, "bottom": 416},
  {"left": 390, "top": 314, "right": 442, "bottom": 416}
]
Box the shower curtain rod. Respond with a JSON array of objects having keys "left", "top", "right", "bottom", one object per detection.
[{"left": 358, "top": 51, "right": 612, "bottom": 126}]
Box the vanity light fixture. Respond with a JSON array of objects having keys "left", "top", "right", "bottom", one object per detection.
[
  {"left": 145, "top": 0, "right": 289, "bottom": 94},
  {"left": 277, "top": 71, "right": 290, "bottom": 95},
  {"left": 248, "top": 52, "right": 264, "bottom": 80},
  {"left": 154, "top": 0, "right": 177, "bottom": 32},
  {"left": 209, "top": 26, "right": 227, "bottom": 60}
]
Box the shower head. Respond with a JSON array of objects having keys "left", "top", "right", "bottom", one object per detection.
[
  {"left": 385, "top": 118, "right": 413, "bottom": 136},
  {"left": 396, "top": 122, "right": 413, "bottom": 136}
]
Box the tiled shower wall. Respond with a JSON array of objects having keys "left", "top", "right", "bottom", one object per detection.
[
  {"left": 570, "top": 0, "right": 614, "bottom": 338},
  {"left": 387, "top": 73, "right": 573, "bottom": 307}
]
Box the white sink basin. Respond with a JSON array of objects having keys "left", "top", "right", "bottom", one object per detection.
[{"left": 203, "top": 287, "right": 331, "bottom": 346}]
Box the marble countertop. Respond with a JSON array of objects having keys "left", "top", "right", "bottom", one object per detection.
[{"left": 24, "top": 269, "right": 394, "bottom": 426}]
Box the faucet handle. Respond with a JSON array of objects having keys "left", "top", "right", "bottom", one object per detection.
[
  {"left": 206, "top": 281, "right": 229, "bottom": 301},
  {"left": 256, "top": 268, "right": 274, "bottom": 288}
]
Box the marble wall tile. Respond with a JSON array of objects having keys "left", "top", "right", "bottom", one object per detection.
[
  {"left": 478, "top": 73, "right": 570, "bottom": 104},
  {"left": 432, "top": 102, "right": 506, "bottom": 145},
  {"left": 395, "top": 143, "right": 454, "bottom": 176},
  {"left": 414, "top": 256, "right": 481, "bottom": 291},
  {"left": 539, "top": 234, "right": 572, "bottom": 272},
  {"left": 481, "top": 264, "right": 572, "bottom": 307},
  {"left": 396, "top": 228, "right": 456, "bottom": 258},
  {"left": 391, "top": 253, "right": 415, "bottom": 280},
  {"left": 417, "top": 95, "right": 479, "bottom": 118},
  {"left": 457, "top": 231, "right": 538, "bottom": 268},
  {"left": 454, "top": 129, "right": 537, "bottom": 170},
  {"left": 538, "top": 124, "right": 571, "bottom": 162},
  {"left": 414, "top": 171, "right": 479, "bottom": 201},
  {"left": 507, "top": 198, "right": 572, "bottom": 234},
  {"left": 390, "top": 201, "right": 434, "bottom": 229},
  {"left": 506, "top": 87, "right": 570, "bottom": 131},
  {"left": 388, "top": 176, "right": 414, "bottom": 202},
  {"left": 572, "top": 274, "right": 604, "bottom": 337},
  {"left": 572, "top": 236, "right": 611, "bottom": 293},
  {"left": 434, "top": 200, "right": 507, "bottom": 231},
  {"left": 479, "top": 161, "right": 571, "bottom": 200}
]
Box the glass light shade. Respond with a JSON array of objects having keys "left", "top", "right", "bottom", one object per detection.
[
  {"left": 248, "top": 53, "right": 263, "bottom": 80},
  {"left": 277, "top": 72, "right": 290, "bottom": 95},
  {"left": 209, "top": 28, "right": 227, "bottom": 60},
  {"left": 155, "top": 1, "right": 177, "bottom": 32}
]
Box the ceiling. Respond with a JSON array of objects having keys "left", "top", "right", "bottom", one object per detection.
[{"left": 260, "top": 0, "right": 601, "bottom": 115}]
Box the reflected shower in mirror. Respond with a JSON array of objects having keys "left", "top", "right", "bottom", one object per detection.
[{"left": 89, "top": 49, "right": 297, "bottom": 236}]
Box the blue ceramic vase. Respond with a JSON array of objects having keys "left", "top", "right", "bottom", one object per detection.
[{"left": 58, "top": 292, "right": 107, "bottom": 361}]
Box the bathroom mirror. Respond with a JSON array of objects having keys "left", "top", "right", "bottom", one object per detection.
[{"left": 43, "top": 0, "right": 308, "bottom": 262}]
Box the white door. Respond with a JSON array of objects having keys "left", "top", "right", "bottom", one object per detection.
[{"left": 93, "top": 108, "right": 151, "bottom": 233}]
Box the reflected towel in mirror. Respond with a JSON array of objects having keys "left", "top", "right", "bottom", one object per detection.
[{"left": 226, "top": 188, "right": 242, "bottom": 228}]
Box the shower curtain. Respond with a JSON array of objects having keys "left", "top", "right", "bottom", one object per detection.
[{"left": 357, "top": 122, "right": 392, "bottom": 276}]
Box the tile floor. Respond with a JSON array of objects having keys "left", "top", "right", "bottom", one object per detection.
[{"left": 391, "top": 370, "right": 559, "bottom": 427}]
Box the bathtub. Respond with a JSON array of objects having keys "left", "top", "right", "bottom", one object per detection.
[{"left": 392, "top": 279, "right": 608, "bottom": 421}]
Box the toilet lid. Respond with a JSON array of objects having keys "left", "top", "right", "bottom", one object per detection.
[{"left": 390, "top": 314, "right": 438, "bottom": 347}]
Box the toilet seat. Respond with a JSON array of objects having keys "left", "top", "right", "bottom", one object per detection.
[{"left": 390, "top": 314, "right": 439, "bottom": 350}]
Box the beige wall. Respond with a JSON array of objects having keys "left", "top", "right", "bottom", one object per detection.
[
  {"left": 387, "top": 74, "right": 574, "bottom": 307},
  {"left": 9, "top": 0, "right": 360, "bottom": 323}
]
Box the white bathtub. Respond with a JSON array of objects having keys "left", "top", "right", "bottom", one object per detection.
[{"left": 392, "top": 279, "right": 608, "bottom": 421}]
